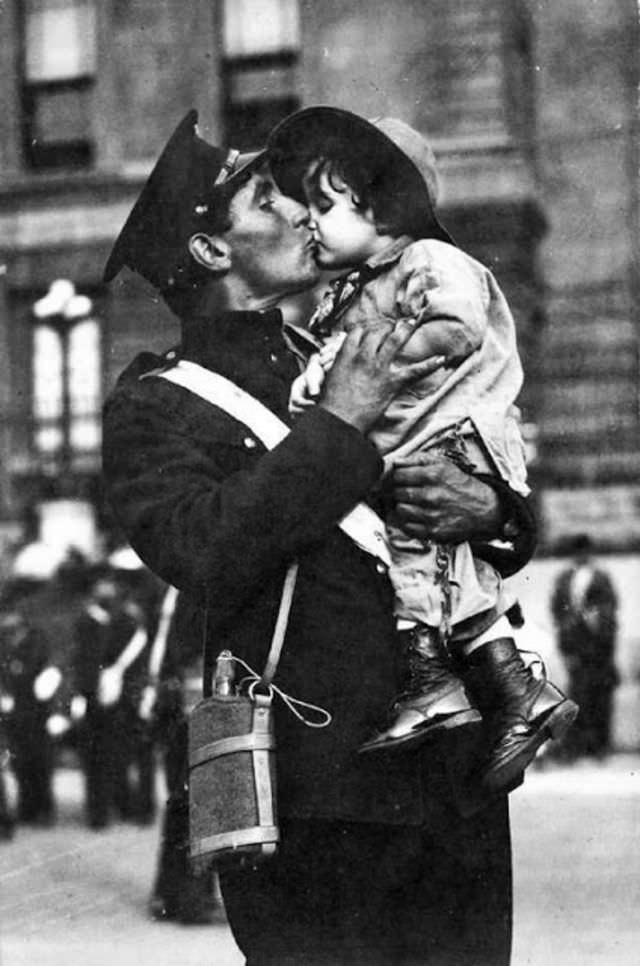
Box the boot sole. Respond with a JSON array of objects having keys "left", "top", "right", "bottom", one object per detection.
[
  {"left": 482, "top": 699, "right": 579, "bottom": 793},
  {"left": 358, "top": 709, "right": 483, "bottom": 755},
  {"left": 545, "top": 698, "right": 580, "bottom": 741}
]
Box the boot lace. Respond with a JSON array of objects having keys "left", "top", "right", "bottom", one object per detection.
[
  {"left": 396, "top": 636, "right": 458, "bottom": 701},
  {"left": 518, "top": 649, "right": 547, "bottom": 681}
]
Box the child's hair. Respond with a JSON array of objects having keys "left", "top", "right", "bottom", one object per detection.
[{"left": 305, "top": 150, "right": 438, "bottom": 240}]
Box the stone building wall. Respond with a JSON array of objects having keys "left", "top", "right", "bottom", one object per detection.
[
  {"left": 528, "top": 0, "right": 640, "bottom": 547},
  {"left": 0, "top": 0, "right": 638, "bottom": 552}
]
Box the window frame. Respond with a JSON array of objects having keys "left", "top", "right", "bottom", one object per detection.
[
  {"left": 18, "top": 0, "right": 96, "bottom": 171},
  {"left": 220, "top": 0, "right": 301, "bottom": 151},
  {"left": 31, "top": 313, "right": 103, "bottom": 473}
]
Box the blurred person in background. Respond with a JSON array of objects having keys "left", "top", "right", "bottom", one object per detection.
[
  {"left": 0, "top": 725, "right": 13, "bottom": 839},
  {"left": 117, "top": 583, "right": 157, "bottom": 825},
  {"left": 0, "top": 603, "right": 61, "bottom": 826},
  {"left": 551, "top": 534, "right": 619, "bottom": 761},
  {"left": 144, "top": 585, "right": 219, "bottom": 924},
  {"left": 70, "top": 566, "right": 149, "bottom": 828},
  {"left": 109, "top": 547, "right": 165, "bottom": 825}
]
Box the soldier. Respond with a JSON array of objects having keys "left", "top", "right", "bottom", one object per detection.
[
  {"left": 145, "top": 586, "right": 220, "bottom": 923},
  {"left": 108, "top": 549, "right": 165, "bottom": 824},
  {"left": 71, "top": 567, "right": 149, "bottom": 828},
  {"left": 101, "top": 112, "right": 537, "bottom": 965},
  {"left": 0, "top": 607, "right": 59, "bottom": 825},
  {"left": 0, "top": 729, "right": 13, "bottom": 839}
]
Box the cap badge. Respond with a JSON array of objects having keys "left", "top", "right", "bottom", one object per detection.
[{"left": 214, "top": 148, "right": 240, "bottom": 186}]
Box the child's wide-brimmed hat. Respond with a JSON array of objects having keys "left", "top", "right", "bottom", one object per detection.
[
  {"left": 268, "top": 106, "right": 455, "bottom": 245},
  {"left": 103, "top": 110, "right": 265, "bottom": 290}
]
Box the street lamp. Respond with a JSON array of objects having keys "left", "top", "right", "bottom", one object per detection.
[{"left": 31, "top": 279, "right": 94, "bottom": 478}]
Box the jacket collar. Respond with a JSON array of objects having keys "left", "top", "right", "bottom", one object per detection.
[
  {"left": 181, "top": 308, "right": 284, "bottom": 371},
  {"left": 364, "top": 234, "right": 414, "bottom": 270},
  {"left": 178, "top": 308, "right": 298, "bottom": 419}
]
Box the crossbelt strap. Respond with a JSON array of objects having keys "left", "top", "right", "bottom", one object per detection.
[
  {"left": 158, "top": 360, "right": 391, "bottom": 567},
  {"left": 262, "top": 561, "right": 298, "bottom": 686}
]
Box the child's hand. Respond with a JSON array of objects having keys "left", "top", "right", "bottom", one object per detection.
[
  {"left": 289, "top": 355, "right": 326, "bottom": 416},
  {"left": 318, "top": 331, "right": 347, "bottom": 370}
]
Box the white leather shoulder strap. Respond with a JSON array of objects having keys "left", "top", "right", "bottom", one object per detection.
[
  {"left": 161, "top": 361, "right": 288, "bottom": 449},
  {"left": 158, "top": 361, "right": 390, "bottom": 567}
]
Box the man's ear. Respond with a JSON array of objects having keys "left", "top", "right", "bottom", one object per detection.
[{"left": 188, "top": 233, "right": 232, "bottom": 274}]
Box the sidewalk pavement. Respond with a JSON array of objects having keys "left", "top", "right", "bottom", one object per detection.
[
  {"left": 0, "top": 767, "right": 243, "bottom": 966},
  {"left": 511, "top": 752, "right": 640, "bottom": 966},
  {"left": 1, "top": 754, "right": 639, "bottom": 966}
]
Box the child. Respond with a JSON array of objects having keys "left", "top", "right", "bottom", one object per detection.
[{"left": 268, "top": 107, "right": 577, "bottom": 793}]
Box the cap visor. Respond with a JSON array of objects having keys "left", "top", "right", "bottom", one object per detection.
[
  {"left": 222, "top": 150, "right": 267, "bottom": 189},
  {"left": 103, "top": 110, "right": 200, "bottom": 283}
]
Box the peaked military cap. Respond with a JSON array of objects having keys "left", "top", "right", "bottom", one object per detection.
[{"left": 103, "top": 110, "right": 265, "bottom": 291}]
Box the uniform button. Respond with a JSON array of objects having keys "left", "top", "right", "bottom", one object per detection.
[
  {"left": 166, "top": 350, "right": 177, "bottom": 361},
  {"left": 243, "top": 436, "right": 257, "bottom": 449},
  {"left": 269, "top": 352, "right": 278, "bottom": 364},
  {"left": 375, "top": 562, "right": 386, "bottom": 575}
]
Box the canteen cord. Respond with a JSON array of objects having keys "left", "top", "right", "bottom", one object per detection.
[
  {"left": 517, "top": 649, "right": 547, "bottom": 679},
  {"left": 230, "top": 654, "right": 332, "bottom": 729}
]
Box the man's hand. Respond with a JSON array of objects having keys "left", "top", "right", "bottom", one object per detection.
[
  {"left": 319, "top": 320, "right": 445, "bottom": 433},
  {"left": 391, "top": 452, "right": 502, "bottom": 543},
  {"left": 138, "top": 684, "right": 158, "bottom": 722},
  {"left": 33, "top": 666, "right": 62, "bottom": 702},
  {"left": 46, "top": 714, "right": 71, "bottom": 738},
  {"left": 70, "top": 694, "right": 87, "bottom": 721},
  {"left": 97, "top": 667, "right": 123, "bottom": 707}
]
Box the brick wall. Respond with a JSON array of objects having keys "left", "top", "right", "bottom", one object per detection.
[
  {"left": 530, "top": 0, "right": 640, "bottom": 509},
  {"left": 0, "top": 0, "right": 638, "bottom": 549}
]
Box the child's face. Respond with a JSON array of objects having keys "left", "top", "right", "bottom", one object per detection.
[{"left": 302, "top": 161, "right": 381, "bottom": 270}]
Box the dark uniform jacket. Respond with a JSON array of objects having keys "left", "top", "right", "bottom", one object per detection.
[
  {"left": 73, "top": 607, "right": 135, "bottom": 693},
  {"left": 0, "top": 623, "right": 50, "bottom": 719},
  {"left": 103, "top": 308, "right": 528, "bottom": 831},
  {"left": 551, "top": 564, "right": 618, "bottom": 678}
]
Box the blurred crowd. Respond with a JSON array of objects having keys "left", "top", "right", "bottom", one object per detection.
[
  {"left": 0, "top": 530, "right": 622, "bottom": 922},
  {"left": 0, "top": 540, "right": 218, "bottom": 924}
]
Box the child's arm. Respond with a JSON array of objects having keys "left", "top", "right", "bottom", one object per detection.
[
  {"left": 289, "top": 355, "right": 326, "bottom": 415},
  {"left": 397, "top": 314, "right": 476, "bottom": 368},
  {"left": 289, "top": 333, "right": 347, "bottom": 416},
  {"left": 386, "top": 240, "right": 489, "bottom": 366}
]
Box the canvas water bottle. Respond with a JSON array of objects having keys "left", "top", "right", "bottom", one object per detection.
[{"left": 188, "top": 649, "right": 279, "bottom": 869}]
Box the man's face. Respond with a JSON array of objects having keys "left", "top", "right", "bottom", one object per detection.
[{"left": 223, "top": 165, "right": 320, "bottom": 303}]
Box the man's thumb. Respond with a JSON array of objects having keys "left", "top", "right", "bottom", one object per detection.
[{"left": 401, "top": 355, "right": 446, "bottom": 384}]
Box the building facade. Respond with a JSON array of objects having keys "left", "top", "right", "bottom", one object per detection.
[{"left": 0, "top": 0, "right": 638, "bottom": 555}]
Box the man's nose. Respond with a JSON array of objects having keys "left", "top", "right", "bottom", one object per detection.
[{"left": 286, "top": 197, "right": 310, "bottom": 229}]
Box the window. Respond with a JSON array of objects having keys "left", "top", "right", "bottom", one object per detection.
[
  {"left": 33, "top": 317, "right": 102, "bottom": 468},
  {"left": 21, "top": 0, "right": 97, "bottom": 169},
  {"left": 33, "top": 324, "right": 64, "bottom": 456},
  {"left": 221, "top": 0, "right": 300, "bottom": 150},
  {"left": 32, "top": 282, "right": 101, "bottom": 471},
  {"left": 412, "top": 0, "right": 532, "bottom": 143}
]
